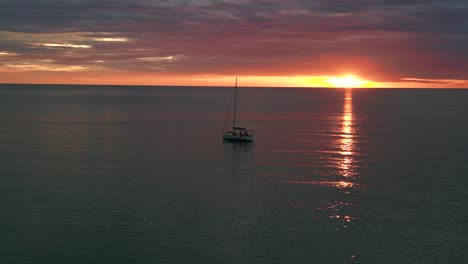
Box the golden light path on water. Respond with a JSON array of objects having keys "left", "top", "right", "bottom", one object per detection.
[
  {"left": 339, "top": 89, "right": 355, "bottom": 178},
  {"left": 321, "top": 88, "right": 359, "bottom": 246},
  {"left": 281, "top": 88, "right": 358, "bottom": 188}
]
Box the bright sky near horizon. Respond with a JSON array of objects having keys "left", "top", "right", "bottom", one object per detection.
[{"left": 1, "top": 0, "right": 467, "bottom": 88}]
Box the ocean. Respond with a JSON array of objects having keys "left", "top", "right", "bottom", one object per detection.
[{"left": 1, "top": 84, "right": 467, "bottom": 263}]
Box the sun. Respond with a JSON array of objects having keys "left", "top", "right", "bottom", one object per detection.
[{"left": 326, "top": 74, "right": 371, "bottom": 88}]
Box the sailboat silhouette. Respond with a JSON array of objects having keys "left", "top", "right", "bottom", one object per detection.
[{"left": 223, "top": 77, "right": 254, "bottom": 142}]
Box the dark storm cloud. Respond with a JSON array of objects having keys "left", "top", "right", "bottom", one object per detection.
[{"left": 1, "top": 0, "right": 467, "bottom": 82}]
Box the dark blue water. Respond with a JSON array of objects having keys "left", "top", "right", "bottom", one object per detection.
[{"left": 1, "top": 84, "right": 467, "bottom": 263}]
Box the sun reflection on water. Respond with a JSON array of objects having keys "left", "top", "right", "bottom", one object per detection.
[
  {"left": 315, "top": 89, "right": 361, "bottom": 238},
  {"left": 339, "top": 89, "right": 355, "bottom": 177},
  {"left": 281, "top": 180, "right": 356, "bottom": 189}
]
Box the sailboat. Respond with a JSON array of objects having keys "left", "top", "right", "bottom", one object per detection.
[{"left": 223, "top": 77, "right": 254, "bottom": 142}]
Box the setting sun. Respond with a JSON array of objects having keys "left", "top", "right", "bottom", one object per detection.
[
  {"left": 326, "top": 75, "right": 373, "bottom": 88},
  {"left": 302, "top": 74, "right": 376, "bottom": 88}
]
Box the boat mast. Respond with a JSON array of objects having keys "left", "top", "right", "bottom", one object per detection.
[{"left": 232, "top": 77, "right": 238, "bottom": 129}]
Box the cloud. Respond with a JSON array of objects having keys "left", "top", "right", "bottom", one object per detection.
[
  {"left": 401, "top": 78, "right": 468, "bottom": 84},
  {"left": 92, "top": 37, "right": 128, "bottom": 42},
  {"left": 1, "top": 62, "right": 88, "bottom": 73},
  {"left": 0, "top": 0, "right": 467, "bottom": 85},
  {"left": 0, "top": 51, "right": 18, "bottom": 56},
  {"left": 39, "top": 43, "right": 92, "bottom": 49},
  {"left": 137, "top": 56, "right": 182, "bottom": 62}
]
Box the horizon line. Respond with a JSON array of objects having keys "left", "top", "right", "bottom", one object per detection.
[{"left": 1, "top": 82, "right": 468, "bottom": 90}]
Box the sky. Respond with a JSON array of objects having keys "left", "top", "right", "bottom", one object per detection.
[{"left": 0, "top": 0, "right": 467, "bottom": 88}]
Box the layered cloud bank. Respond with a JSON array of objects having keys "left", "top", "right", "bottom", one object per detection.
[{"left": 1, "top": 0, "right": 467, "bottom": 87}]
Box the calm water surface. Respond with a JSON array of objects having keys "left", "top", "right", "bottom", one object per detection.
[{"left": 1, "top": 84, "right": 467, "bottom": 263}]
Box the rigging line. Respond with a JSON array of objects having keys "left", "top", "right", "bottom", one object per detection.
[
  {"left": 222, "top": 89, "right": 235, "bottom": 133},
  {"left": 233, "top": 77, "right": 238, "bottom": 128}
]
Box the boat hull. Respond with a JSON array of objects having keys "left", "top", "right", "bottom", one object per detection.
[{"left": 223, "top": 133, "right": 254, "bottom": 142}]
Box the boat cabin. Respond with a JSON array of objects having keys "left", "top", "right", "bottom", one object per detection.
[{"left": 223, "top": 127, "right": 254, "bottom": 142}]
